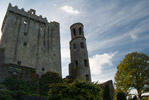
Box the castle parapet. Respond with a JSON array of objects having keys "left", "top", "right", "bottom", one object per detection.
[{"left": 8, "top": 3, "right": 48, "bottom": 23}]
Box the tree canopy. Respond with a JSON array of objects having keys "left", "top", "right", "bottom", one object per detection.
[{"left": 115, "top": 52, "right": 149, "bottom": 100}]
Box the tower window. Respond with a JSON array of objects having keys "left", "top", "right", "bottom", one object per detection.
[
  {"left": 84, "top": 59, "right": 88, "bottom": 67},
  {"left": 73, "top": 44, "right": 76, "bottom": 49},
  {"left": 80, "top": 42, "right": 84, "bottom": 48},
  {"left": 73, "top": 29, "right": 76, "bottom": 36},
  {"left": 79, "top": 27, "right": 82, "bottom": 35},
  {"left": 23, "top": 42, "right": 27, "bottom": 46},
  {"left": 42, "top": 67, "right": 45, "bottom": 71},
  {"left": 86, "top": 74, "right": 89, "bottom": 81},
  {"left": 17, "top": 61, "right": 21, "bottom": 65},
  {"left": 75, "top": 60, "right": 78, "bottom": 67}
]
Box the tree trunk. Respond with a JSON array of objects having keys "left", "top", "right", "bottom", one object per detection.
[
  {"left": 136, "top": 89, "right": 142, "bottom": 100},
  {"left": 138, "top": 94, "right": 142, "bottom": 100}
]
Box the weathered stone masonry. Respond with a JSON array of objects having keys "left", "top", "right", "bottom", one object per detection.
[
  {"left": 69, "top": 23, "right": 91, "bottom": 81},
  {"left": 0, "top": 3, "right": 61, "bottom": 79}
]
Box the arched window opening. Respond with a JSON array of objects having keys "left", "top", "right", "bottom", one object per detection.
[
  {"left": 80, "top": 42, "right": 84, "bottom": 48},
  {"left": 75, "top": 60, "right": 78, "bottom": 67},
  {"left": 73, "top": 29, "right": 76, "bottom": 36},
  {"left": 73, "top": 44, "right": 76, "bottom": 50},
  {"left": 23, "top": 42, "right": 27, "bottom": 47},
  {"left": 84, "top": 59, "right": 88, "bottom": 67},
  {"left": 42, "top": 67, "right": 45, "bottom": 71},
  {"left": 79, "top": 27, "right": 82, "bottom": 35}
]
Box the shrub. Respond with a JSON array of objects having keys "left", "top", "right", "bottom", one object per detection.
[
  {"left": 39, "top": 72, "right": 62, "bottom": 96},
  {"left": 2, "top": 78, "right": 38, "bottom": 94},
  {"left": 0, "top": 90, "right": 15, "bottom": 100},
  {"left": 48, "top": 80, "right": 102, "bottom": 100}
]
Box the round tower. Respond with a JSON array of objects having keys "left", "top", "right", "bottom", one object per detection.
[{"left": 69, "top": 23, "right": 91, "bottom": 81}]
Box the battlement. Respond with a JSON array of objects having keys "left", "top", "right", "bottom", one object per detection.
[
  {"left": 1, "top": 3, "right": 59, "bottom": 33},
  {"left": 8, "top": 3, "right": 48, "bottom": 22}
]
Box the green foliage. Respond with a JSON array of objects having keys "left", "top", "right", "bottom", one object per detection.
[
  {"left": 2, "top": 78, "right": 38, "bottom": 94},
  {"left": 142, "top": 97, "right": 149, "bottom": 100},
  {"left": 103, "top": 85, "right": 112, "bottom": 100},
  {"left": 0, "top": 90, "right": 15, "bottom": 100},
  {"left": 48, "top": 80, "right": 102, "bottom": 100},
  {"left": 115, "top": 52, "right": 149, "bottom": 99},
  {"left": 0, "top": 89, "right": 28, "bottom": 100},
  {"left": 39, "top": 72, "right": 62, "bottom": 96},
  {"left": 116, "top": 92, "right": 126, "bottom": 100}
]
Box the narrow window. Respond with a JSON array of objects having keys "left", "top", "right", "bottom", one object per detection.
[
  {"left": 24, "top": 32, "right": 27, "bottom": 36},
  {"left": 17, "top": 61, "right": 21, "bottom": 65},
  {"left": 23, "top": 42, "right": 27, "bottom": 46},
  {"left": 24, "top": 20, "right": 27, "bottom": 25},
  {"left": 73, "top": 44, "right": 76, "bottom": 49},
  {"left": 75, "top": 60, "right": 78, "bottom": 67},
  {"left": 80, "top": 42, "right": 84, "bottom": 48},
  {"left": 84, "top": 59, "right": 88, "bottom": 67},
  {"left": 13, "top": 72, "right": 18, "bottom": 75},
  {"left": 79, "top": 27, "right": 82, "bottom": 35},
  {"left": 86, "top": 74, "right": 89, "bottom": 81},
  {"left": 73, "top": 29, "right": 76, "bottom": 36},
  {"left": 40, "top": 26, "right": 43, "bottom": 30},
  {"left": 42, "top": 67, "right": 45, "bottom": 71}
]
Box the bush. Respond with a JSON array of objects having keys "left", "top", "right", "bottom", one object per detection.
[
  {"left": 0, "top": 90, "right": 15, "bottom": 100},
  {"left": 48, "top": 80, "right": 102, "bottom": 100},
  {"left": 39, "top": 72, "right": 62, "bottom": 96},
  {"left": 2, "top": 78, "right": 38, "bottom": 94}
]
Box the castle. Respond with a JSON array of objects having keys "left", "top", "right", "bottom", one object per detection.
[{"left": 0, "top": 3, "right": 91, "bottom": 82}]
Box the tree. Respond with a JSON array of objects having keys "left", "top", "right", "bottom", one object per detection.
[
  {"left": 116, "top": 92, "right": 126, "bottom": 100},
  {"left": 39, "top": 72, "right": 62, "bottom": 96},
  {"left": 115, "top": 52, "right": 149, "bottom": 100},
  {"left": 103, "top": 85, "right": 112, "bottom": 100},
  {"left": 48, "top": 80, "right": 102, "bottom": 100}
]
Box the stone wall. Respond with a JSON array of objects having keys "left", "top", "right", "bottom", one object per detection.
[
  {"left": 0, "top": 64, "right": 37, "bottom": 83},
  {"left": 0, "top": 48, "right": 4, "bottom": 64},
  {"left": 99, "top": 80, "right": 115, "bottom": 99}
]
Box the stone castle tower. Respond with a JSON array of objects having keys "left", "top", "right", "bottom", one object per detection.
[
  {"left": 69, "top": 23, "right": 91, "bottom": 81},
  {"left": 0, "top": 3, "right": 61, "bottom": 77}
]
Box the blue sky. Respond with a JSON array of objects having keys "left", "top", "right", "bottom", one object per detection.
[{"left": 0, "top": 0, "right": 149, "bottom": 83}]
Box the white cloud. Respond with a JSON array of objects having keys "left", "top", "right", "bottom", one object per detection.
[
  {"left": 89, "top": 51, "right": 118, "bottom": 82},
  {"left": 131, "top": 33, "right": 137, "bottom": 40},
  {"left": 60, "top": 5, "right": 80, "bottom": 15},
  {"left": 90, "top": 52, "right": 117, "bottom": 75}
]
